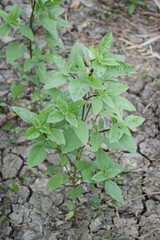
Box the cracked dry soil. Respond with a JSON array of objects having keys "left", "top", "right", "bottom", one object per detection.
[{"left": 0, "top": 0, "right": 160, "bottom": 239}]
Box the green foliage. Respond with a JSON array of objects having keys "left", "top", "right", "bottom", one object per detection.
[
  {"left": 0, "top": 0, "right": 70, "bottom": 101},
  {"left": 129, "top": 0, "right": 145, "bottom": 14},
  {"left": 2, "top": 2, "right": 145, "bottom": 218}
]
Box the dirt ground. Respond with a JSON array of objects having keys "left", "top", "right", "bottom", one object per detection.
[{"left": 0, "top": 0, "right": 160, "bottom": 239}]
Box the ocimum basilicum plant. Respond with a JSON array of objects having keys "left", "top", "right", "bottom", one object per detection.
[
  {"left": 12, "top": 32, "right": 144, "bottom": 219},
  {"left": 0, "top": 0, "right": 70, "bottom": 102}
]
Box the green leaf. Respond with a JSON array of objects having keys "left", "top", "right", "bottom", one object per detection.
[
  {"left": 47, "top": 110, "right": 64, "bottom": 123},
  {"left": 12, "top": 106, "right": 37, "bottom": 123},
  {"left": 110, "top": 125, "right": 124, "bottom": 143},
  {"left": 70, "top": 42, "right": 83, "bottom": 64},
  {"left": 45, "top": 165, "right": 59, "bottom": 175},
  {"left": 129, "top": 4, "right": 136, "bottom": 14},
  {"left": 98, "top": 118, "right": 104, "bottom": 129},
  {"left": 47, "top": 172, "right": 67, "bottom": 191},
  {"left": 113, "top": 96, "right": 136, "bottom": 112},
  {"left": 74, "top": 120, "right": 89, "bottom": 145},
  {"left": 0, "top": 24, "right": 11, "bottom": 37},
  {"left": 23, "top": 59, "right": 35, "bottom": 72},
  {"left": 58, "top": 18, "right": 71, "bottom": 28},
  {"left": 96, "top": 149, "right": 112, "bottom": 170},
  {"left": 57, "top": 97, "right": 68, "bottom": 114},
  {"left": 24, "top": 126, "right": 40, "bottom": 140},
  {"left": 105, "top": 180, "right": 124, "bottom": 203},
  {"left": 60, "top": 155, "right": 68, "bottom": 166},
  {"left": 92, "top": 98, "right": 103, "bottom": 116},
  {"left": 19, "top": 25, "right": 34, "bottom": 41},
  {"left": 106, "top": 164, "right": 124, "bottom": 179},
  {"left": 106, "top": 83, "right": 129, "bottom": 96},
  {"left": 68, "top": 186, "right": 82, "bottom": 201},
  {"left": 119, "top": 134, "right": 137, "bottom": 153},
  {"left": 104, "top": 62, "right": 135, "bottom": 78},
  {"left": 0, "top": 9, "right": 9, "bottom": 21},
  {"left": 11, "top": 83, "right": 24, "bottom": 100},
  {"left": 68, "top": 80, "right": 89, "bottom": 101},
  {"left": 91, "top": 171, "right": 107, "bottom": 182},
  {"left": 103, "top": 58, "right": 119, "bottom": 66},
  {"left": 66, "top": 211, "right": 74, "bottom": 220},
  {"left": 39, "top": 15, "right": 58, "bottom": 38},
  {"left": 82, "top": 168, "right": 93, "bottom": 182},
  {"left": 98, "top": 32, "right": 113, "bottom": 52},
  {"left": 27, "top": 144, "right": 46, "bottom": 168},
  {"left": 44, "top": 73, "right": 67, "bottom": 89},
  {"left": 53, "top": 55, "right": 68, "bottom": 72},
  {"left": 101, "top": 95, "right": 115, "bottom": 109},
  {"left": 65, "top": 113, "right": 77, "bottom": 127},
  {"left": 61, "top": 129, "right": 82, "bottom": 153},
  {"left": 6, "top": 42, "right": 25, "bottom": 64},
  {"left": 49, "top": 129, "right": 65, "bottom": 145},
  {"left": 9, "top": 5, "right": 21, "bottom": 21},
  {"left": 75, "top": 160, "right": 89, "bottom": 171},
  {"left": 124, "top": 115, "right": 145, "bottom": 128},
  {"left": 90, "top": 132, "right": 103, "bottom": 152}
]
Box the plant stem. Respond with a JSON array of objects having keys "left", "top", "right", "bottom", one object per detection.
[
  {"left": 29, "top": 0, "right": 36, "bottom": 59},
  {"left": 84, "top": 103, "right": 92, "bottom": 121},
  {"left": 99, "top": 128, "right": 110, "bottom": 133}
]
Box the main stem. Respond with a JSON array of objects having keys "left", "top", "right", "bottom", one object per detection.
[{"left": 29, "top": 0, "right": 36, "bottom": 59}]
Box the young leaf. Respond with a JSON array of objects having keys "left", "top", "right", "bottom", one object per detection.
[
  {"left": 92, "top": 98, "right": 103, "bottom": 116},
  {"left": 98, "top": 32, "right": 113, "bottom": 52},
  {"left": 27, "top": 144, "right": 46, "bottom": 168},
  {"left": 12, "top": 106, "right": 37, "bottom": 123},
  {"left": 39, "top": 16, "right": 58, "bottom": 38},
  {"left": 53, "top": 55, "right": 68, "bottom": 72},
  {"left": 106, "top": 83, "right": 129, "bottom": 96},
  {"left": 91, "top": 171, "right": 107, "bottom": 182},
  {"left": 124, "top": 115, "right": 145, "bottom": 128},
  {"left": 24, "top": 59, "right": 35, "bottom": 72},
  {"left": 61, "top": 129, "right": 82, "bottom": 153},
  {"left": 106, "top": 166, "right": 124, "bottom": 179},
  {"left": 105, "top": 180, "right": 124, "bottom": 203},
  {"left": 68, "top": 186, "right": 82, "bottom": 201},
  {"left": 119, "top": 134, "right": 137, "bottom": 153},
  {"left": 57, "top": 97, "right": 68, "bottom": 114},
  {"left": 45, "top": 165, "right": 59, "bottom": 175},
  {"left": 82, "top": 168, "right": 93, "bottom": 182},
  {"left": 60, "top": 155, "right": 68, "bottom": 166},
  {"left": 0, "top": 9, "right": 9, "bottom": 21},
  {"left": 44, "top": 73, "right": 67, "bottom": 89},
  {"left": 74, "top": 120, "right": 89, "bottom": 145},
  {"left": 19, "top": 25, "right": 34, "bottom": 41},
  {"left": 65, "top": 113, "right": 77, "bottom": 127},
  {"left": 113, "top": 96, "right": 136, "bottom": 112},
  {"left": 96, "top": 149, "right": 112, "bottom": 171},
  {"left": 68, "top": 80, "right": 89, "bottom": 101},
  {"left": 47, "top": 110, "right": 64, "bottom": 123},
  {"left": 9, "top": 5, "right": 21, "bottom": 21},
  {"left": 11, "top": 83, "right": 24, "bottom": 101},
  {"left": 47, "top": 172, "right": 67, "bottom": 191},
  {"left": 75, "top": 160, "right": 89, "bottom": 171},
  {"left": 110, "top": 125, "right": 124, "bottom": 143},
  {"left": 6, "top": 42, "right": 25, "bottom": 64},
  {"left": 24, "top": 126, "right": 40, "bottom": 140},
  {"left": 66, "top": 211, "right": 74, "bottom": 220},
  {"left": 0, "top": 24, "right": 11, "bottom": 37},
  {"left": 90, "top": 132, "right": 103, "bottom": 152},
  {"left": 49, "top": 129, "right": 65, "bottom": 145},
  {"left": 101, "top": 95, "right": 115, "bottom": 109}
]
